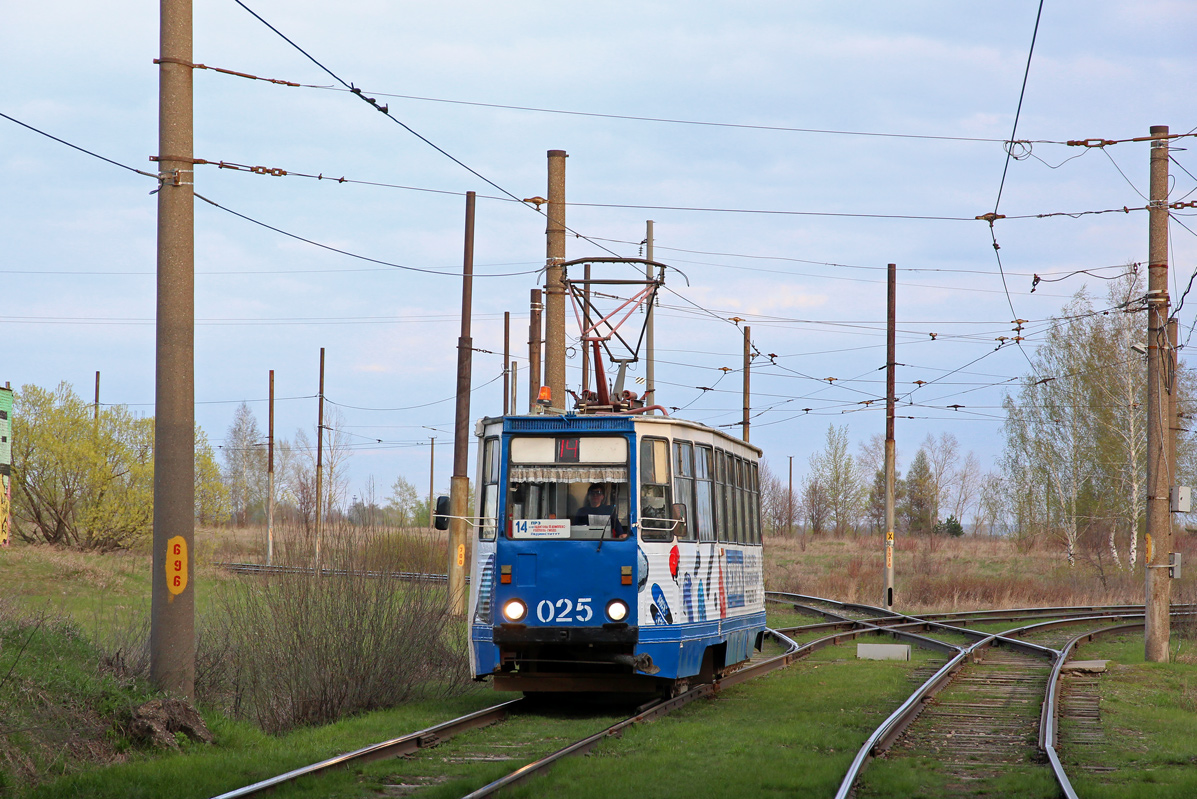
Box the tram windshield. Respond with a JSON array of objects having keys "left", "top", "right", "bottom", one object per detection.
[
  {"left": 506, "top": 477, "right": 629, "bottom": 540},
  {"left": 505, "top": 435, "right": 630, "bottom": 540}
]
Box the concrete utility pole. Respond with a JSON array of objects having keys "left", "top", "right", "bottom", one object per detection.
[
  {"left": 1145, "top": 125, "right": 1172, "bottom": 663},
  {"left": 528, "top": 289, "right": 542, "bottom": 413},
  {"left": 314, "top": 347, "right": 325, "bottom": 574},
  {"left": 884, "top": 263, "right": 897, "bottom": 611},
  {"left": 449, "top": 191, "right": 476, "bottom": 615},
  {"left": 544, "top": 150, "right": 567, "bottom": 409},
  {"left": 94, "top": 371, "right": 101, "bottom": 426},
  {"left": 645, "top": 220, "right": 656, "bottom": 412},
  {"left": 150, "top": 0, "right": 195, "bottom": 699},
  {"left": 741, "top": 326, "right": 751, "bottom": 443},
  {"left": 267, "top": 370, "right": 275, "bottom": 566}
]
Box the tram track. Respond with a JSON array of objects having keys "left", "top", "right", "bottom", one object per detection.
[
  {"left": 209, "top": 580, "right": 1184, "bottom": 797},
  {"left": 209, "top": 599, "right": 966, "bottom": 799},
  {"left": 761, "top": 592, "right": 1187, "bottom": 798},
  {"left": 834, "top": 611, "right": 1194, "bottom": 799},
  {"left": 210, "top": 627, "right": 809, "bottom": 799}
]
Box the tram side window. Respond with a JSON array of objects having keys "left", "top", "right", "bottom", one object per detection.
[
  {"left": 695, "top": 445, "right": 716, "bottom": 542},
  {"left": 639, "top": 438, "right": 673, "bottom": 541},
  {"left": 672, "top": 441, "right": 696, "bottom": 541},
  {"left": 729, "top": 454, "right": 741, "bottom": 542},
  {"left": 714, "top": 449, "right": 728, "bottom": 543},
  {"left": 479, "top": 437, "right": 500, "bottom": 540},
  {"left": 734, "top": 456, "right": 747, "bottom": 545},
  {"left": 750, "top": 461, "right": 762, "bottom": 544}
]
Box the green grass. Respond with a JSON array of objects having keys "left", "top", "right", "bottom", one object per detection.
[
  {"left": 19, "top": 690, "right": 519, "bottom": 799},
  {"left": 1063, "top": 633, "right": 1197, "bottom": 799},
  {"left": 422, "top": 646, "right": 929, "bottom": 799},
  {"left": 0, "top": 543, "right": 235, "bottom": 636},
  {"left": 0, "top": 605, "right": 157, "bottom": 795}
]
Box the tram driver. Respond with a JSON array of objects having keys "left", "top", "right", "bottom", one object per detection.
[{"left": 572, "top": 483, "right": 626, "bottom": 539}]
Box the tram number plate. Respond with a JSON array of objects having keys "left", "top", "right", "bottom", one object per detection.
[
  {"left": 512, "top": 519, "right": 570, "bottom": 539},
  {"left": 536, "top": 597, "right": 594, "bottom": 623}
]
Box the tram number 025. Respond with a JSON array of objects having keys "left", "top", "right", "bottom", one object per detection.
[{"left": 536, "top": 597, "right": 593, "bottom": 623}]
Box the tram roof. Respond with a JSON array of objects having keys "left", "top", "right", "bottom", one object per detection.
[{"left": 477, "top": 413, "right": 762, "bottom": 458}]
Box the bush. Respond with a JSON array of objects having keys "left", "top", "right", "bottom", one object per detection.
[
  {"left": 934, "top": 515, "right": 965, "bottom": 537},
  {"left": 207, "top": 524, "right": 471, "bottom": 733},
  {"left": 10, "top": 382, "right": 226, "bottom": 550}
]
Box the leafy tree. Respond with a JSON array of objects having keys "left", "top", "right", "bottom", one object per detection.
[
  {"left": 800, "top": 474, "right": 830, "bottom": 535},
  {"left": 808, "top": 424, "right": 864, "bottom": 535},
  {"left": 865, "top": 467, "right": 906, "bottom": 534},
  {"left": 195, "top": 426, "right": 230, "bottom": 525},
  {"left": 386, "top": 475, "right": 422, "bottom": 529},
  {"left": 1002, "top": 278, "right": 1164, "bottom": 566},
  {"left": 903, "top": 449, "right": 935, "bottom": 535},
  {"left": 11, "top": 382, "right": 224, "bottom": 549}
]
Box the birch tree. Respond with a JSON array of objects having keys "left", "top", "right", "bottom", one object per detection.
[{"left": 809, "top": 424, "right": 864, "bottom": 535}]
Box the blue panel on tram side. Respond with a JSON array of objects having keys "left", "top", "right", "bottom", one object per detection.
[
  {"left": 725, "top": 550, "right": 745, "bottom": 609},
  {"left": 472, "top": 631, "right": 498, "bottom": 674},
  {"left": 638, "top": 618, "right": 717, "bottom": 679}
]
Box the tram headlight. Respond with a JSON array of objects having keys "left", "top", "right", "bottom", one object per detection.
[
  {"left": 502, "top": 599, "right": 528, "bottom": 622},
  {"left": 606, "top": 599, "right": 629, "bottom": 622}
]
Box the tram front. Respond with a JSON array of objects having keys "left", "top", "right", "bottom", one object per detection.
[{"left": 468, "top": 415, "right": 656, "bottom": 693}]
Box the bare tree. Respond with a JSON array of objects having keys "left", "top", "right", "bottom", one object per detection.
[
  {"left": 222, "top": 402, "right": 267, "bottom": 526},
  {"left": 948, "top": 451, "right": 982, "bottom": 530},
  {"left": 973, "top": 471, "right": 1006, "bottom": 537},
  {"left": 921, "top": 432, "right": 959, "bottom": 527}
]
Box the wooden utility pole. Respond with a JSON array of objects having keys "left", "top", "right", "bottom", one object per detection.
[
  {"left": 267, "top": 369, "right": 275, "bottom": 566},
  {"left": 645, "top": 220, "right": 656, "bottom": 412},
  {"left": 503, "top": 312, "right": 510, "bottom": 416},
  {"left": 1145, "top": 125, "right": 1172, "bottom": 663},
  {"left": 582, "top": 263, "right": 591, "bottom": 395},
  {"left": 94, "top": 371, "right": 101, "bottom": 426},
  {"left": 544, "top": 150, "right": 567, "bottom": 410},
  {"left": 510, "top": 362, "right": 518, "bottom": 412},
  {"left": 528, "top": 289, "right": 542, "bottom": 412},
  {"left": 884, "top": 263, "right": 897, "bottom": 610},
  {"left": 741, "top": 326, "right": 751, "bottom": 443},
  {"left": 787, "top": 455, "right": 794, "bottom": 537},
  {"left": 426, "top": 437, "right": 435, "bottom": 531},
  {"left": 449, "top": 191, "right": 476, "bottom": 615},
  {"left": 150, "top": 0, "right": 196, "bottom": 699},
  {"left": 314, "top": 347, "right": 325, "bottom": 574}
]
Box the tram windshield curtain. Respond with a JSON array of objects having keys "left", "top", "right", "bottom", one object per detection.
[{"left": 508, "top": 465, "right": 628, "bottom": 483}]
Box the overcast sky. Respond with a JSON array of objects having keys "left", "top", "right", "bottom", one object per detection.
[{"left": 3, "top": 1, "right": 1196, "bottom": 504}]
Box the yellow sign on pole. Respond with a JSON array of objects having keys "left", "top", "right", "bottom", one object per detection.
[
  {"left": 166, "top": 535, "right": 188, "bottom": 597},
  {"left": 456, "top": 543, "right": 466, "bottom": 568}
]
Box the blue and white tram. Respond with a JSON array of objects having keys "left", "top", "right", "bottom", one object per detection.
[{"left": 467, "top": 412, "right": 766, "bottom": 694}]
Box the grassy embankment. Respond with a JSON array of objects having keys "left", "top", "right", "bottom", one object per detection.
[{"left": 3, "top": 528, "right": 1197, "bottom": 797}]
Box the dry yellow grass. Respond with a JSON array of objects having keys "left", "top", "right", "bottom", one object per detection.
[{"left": 765, "top": 531, "right": 1197, "bottom": 613}]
